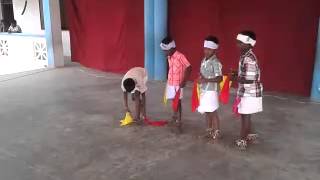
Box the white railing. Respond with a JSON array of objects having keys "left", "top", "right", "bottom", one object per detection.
[{"left": 0, "top": 33, "right": 48, "bottom": 75}]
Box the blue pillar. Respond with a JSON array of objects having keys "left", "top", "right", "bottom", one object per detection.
[
  {"left": 42, "top": 0, "right": 64, "bottom": 67},
  {"left": 144, "top": 0, "right": 155, "bottom": 80},
  {"left": 153, "top": 0, "right": 168, "bottom": 80},
  {"left": 311, "top": 18, "right": 320, "bottom": 102}
]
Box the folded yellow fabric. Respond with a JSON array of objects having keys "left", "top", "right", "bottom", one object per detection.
[{"left": 120, "top": 112, "right": 134, "bottom": 126}]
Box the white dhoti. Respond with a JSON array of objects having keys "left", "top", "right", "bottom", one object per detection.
[
  {"left": 166, "top": 85, "right": 183, "bottom": 100},
  {"left": 238, "top": 97, "right": 263, "bottom": 114},
  {"left": 197, "top": 91, "right": 219, "bottom": 114}
]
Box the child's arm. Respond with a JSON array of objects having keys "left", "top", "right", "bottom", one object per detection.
[
  {"left": 201, "top": 76, "right": 223, "bottom": 83},
  {"left": 237, "top": 77, "right": 254, "bottom": 84},
  {"left": 123, "top": 92, "right": 130, "bottom": 112},
  {"left": 229, "top": 72, "right": 254, "bottom": 84},
  {"left": 200, "top": 61, "right": 222, "bottom": 83},
  {"left": 180, "top": 66, "right": 192, "bottom": 88},
  {"left": 141, "top": 93, "right": 146, "bottom": 119}
]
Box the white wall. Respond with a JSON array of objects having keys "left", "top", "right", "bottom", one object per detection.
[
  {"left": 12, "top": 0, "right": 42, "bottom": 34},
  {"left": 62, "top": 30, "right": 70, "bottom": 57},
  {"left": 10, "top": 0, "right": 70, "bottom": 61},
  {"left": 0, "top": 33, "right": 48, "bottom": 75}
]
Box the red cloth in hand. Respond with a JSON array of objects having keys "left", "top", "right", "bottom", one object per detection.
[
  {"left": 172, "top": 89, "right": 181, "bottom": 112},
  {"left": 191, "top": 80, "right": 200, "bottom": 112},
  {"left": 219, "top": 76, "right": 231, "bottom": 104}
]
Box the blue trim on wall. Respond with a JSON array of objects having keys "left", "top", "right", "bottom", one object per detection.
[
  {"left": 153, "top": 0, "right": 168, "bottom": 80},
  {"left": 311, "top": 18, "right": 320, "bottom": 102},
  {"left": 42, "top": 0, "right": 54, "bottom": 67},
  {"left": 144, "top": 0, "right": 155, "bottom": 80}
]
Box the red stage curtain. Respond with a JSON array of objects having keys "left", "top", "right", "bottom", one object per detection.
[
  {"left": 64, "top": 0, "right": 144, "bottom": 73},
  {"left": 65, "top": 0, "right": 320, "bottom": 96},
  {"left": 169, "top": 0, "right": 320, "bottom": 96}
]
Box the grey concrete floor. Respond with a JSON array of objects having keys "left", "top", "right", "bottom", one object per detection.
[{"left": 0, "top": 64, "right": 320, "bottom": 180}]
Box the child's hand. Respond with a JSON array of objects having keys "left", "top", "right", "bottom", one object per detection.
[
  {"left": 198, "top": 77, "right": 207, "bottom": 84},
  {"left": 230, "top": 69, "right": 237, "bottom": 76},
  {"left": 228, "top": 69, "right": 238, "bottom": 81},
  {"left": 179, "top": 81, "right": 186, "bottom": 88},
  {"left": 228, "top": 74, "right": 237, "bottom": 82}
]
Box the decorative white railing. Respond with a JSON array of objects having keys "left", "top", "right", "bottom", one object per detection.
[{"left": 0, "top": 33, "right": 48, "bottom": 75}]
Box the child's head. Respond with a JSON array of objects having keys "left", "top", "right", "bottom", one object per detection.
[
  {"left": 123, "top": 78, "right": 136, "bottom": 93},
  {"left": 236, "top": 30, "right": 256, "bottom": 51},
  {"left": 160, "top": 36, "right": 176, "bottom": 56},
  {"left": 203, "top": 36, "right": 219, "bottom": 59}
]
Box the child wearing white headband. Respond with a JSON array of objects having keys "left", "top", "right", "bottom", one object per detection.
[
  {"left": 197, "top": 36, "right": 223, "bottom": 142},
  {"left": 160, "top": 36, "right": 192, "bottom": 134},
  {"left": 231, "top": 30, "right": 263, "bottom": 150}
]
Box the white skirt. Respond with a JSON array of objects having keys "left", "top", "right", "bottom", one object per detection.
[
  {"left": 197, "top": 91, "right": 219, "bottom": 114},
  {"left": 238, "top": 97, "right": 263, "bottom": 114},
  {"left": 166, "top": 85, "right": 183, "bottom": 99}
]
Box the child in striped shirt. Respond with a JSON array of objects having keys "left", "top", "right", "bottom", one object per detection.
[{"left": 230, "top": 30, "right": 263, "bottom": 150}]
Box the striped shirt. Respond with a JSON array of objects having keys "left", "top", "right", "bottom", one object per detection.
[
  {"left": 168, "top": 51, "right": 191, "bottom": 86},
  {"left": 237, "top": 49, "right": 263, "bottom": 97},
  {"left": 200, "top": 55, "right": 222, "bottom": 92}
]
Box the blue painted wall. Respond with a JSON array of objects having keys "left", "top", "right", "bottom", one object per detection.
[{"left": 311, "top": 18, "right": 320, "bottom": 101}]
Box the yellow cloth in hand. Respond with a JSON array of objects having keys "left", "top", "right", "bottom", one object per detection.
[
  {"left": 163, "top": 85, "right": 167, "bottom": 106},
  {"left": 220, "top": 75, "right": 232, "bottom": 91}
]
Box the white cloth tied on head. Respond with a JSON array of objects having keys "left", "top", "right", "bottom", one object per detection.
[
  {"left": 237, "top": 34, "right": 256, "bottom": 46},
  {"left": 160, "top": 41, "right": 176, "bottom": 50},
  {"left": 204, "top": 40, "right": 219, "bottom": 49}
]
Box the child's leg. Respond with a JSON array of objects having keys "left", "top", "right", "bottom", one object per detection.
[
  {"left": 171, "top": 99, "right": 178, "bottom": 122},
  {"left": 240, "top": 114, "right": 251, "bottom": 139},
  {"left": 170, "top": 100, "right": 182, "bottom": 133},
  {"left": 134, "top": 91, "right": 141, "bottom": 123},
  {"left": 210, "top": 111, "right": 221, "bottom": 140},
  {"left": 245, "top": 115, "right": 259, "bottom": 143},
  {"left": 177, "top": 100, "right": 182, "bottom": 129},
  {"left": 206, "top": 112, "right": 212, "bottom": 129},
  {"left": 205, "top": 112, "right": 213, "bottom": 138},
  {"left": 211, "top": 110, "right": 220, "bottom": 131},
  {"left": 140, "top": 93, "right": 146, "bottom": 119}
]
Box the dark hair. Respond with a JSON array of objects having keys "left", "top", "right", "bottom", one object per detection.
[
  {"left": 205, "top": 35, "right": 219, "bottom": 44},
  {"left": 161, "top": 36, "right": 173, "bottom": 45},
  {"left": 12, "top": 20, "right": 17, "bottom": 24},
  {"left": 239, "top": 30, "right": 256, "bottom": 40},
  {"left": 123, "top": 78, "right": 135, "bottom": 92}
]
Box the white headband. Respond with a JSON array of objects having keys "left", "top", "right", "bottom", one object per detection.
[
  {"left": 237, "top": 34, "right": 256, "bottom": 46},
  {"left": 160, "top": 41, "right": 176, "bottom": 50},
  {"left": 204, "top": 40, "right": 219, "bottom": 49}
]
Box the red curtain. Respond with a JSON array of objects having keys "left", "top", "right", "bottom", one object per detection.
[
  {"left": 65, "top": 0, "right": 320, "bottom": 96},
  {"left": 169, "top": 0, "right": 320, "bottom": 96},
  {"left": 64, "top": 0, "right": 144, "bottom": 73}
]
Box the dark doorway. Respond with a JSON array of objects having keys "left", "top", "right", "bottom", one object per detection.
[
  {"left": 1, "top": 0, "right": 15, "bottom": 29},
  {"left": 39, "top": 0, "right": 68, "bottom": 30}
]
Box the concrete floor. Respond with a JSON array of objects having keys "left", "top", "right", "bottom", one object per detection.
[{"left": 0, "top": 64, "right": 320, "bottom": 180}]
